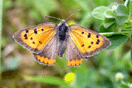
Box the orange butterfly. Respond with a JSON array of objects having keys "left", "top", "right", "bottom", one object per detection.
[{"left": 13, "top": 19, "right": 110, "bottom": 67}]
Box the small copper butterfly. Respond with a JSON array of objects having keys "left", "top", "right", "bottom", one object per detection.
[{"left": 13, "top": 13, "right": 111, "bottom": 67}]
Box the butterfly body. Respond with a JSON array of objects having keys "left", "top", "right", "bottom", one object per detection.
[
  {"left": 13, "top": 19, "right": 110, "bottom": 67},
  {"left": 56, "top": 19, "right": 69, "bottom": 57}
]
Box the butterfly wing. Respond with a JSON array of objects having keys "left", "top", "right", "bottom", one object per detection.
[
  {"left": 33, "top": 36, "right": 58, "bottom": 66},
  {"left": 69, "top": 25, "right": 110, "bottom": 57},
  {"left": 66, "top": 37, "right": 87, "bottom": 67},
  {"left": 13, "top": 23, "right": 57, "bottom": 54}
]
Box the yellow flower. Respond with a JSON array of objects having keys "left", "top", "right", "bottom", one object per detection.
[
  {"left": 67, "top": 20, "right": 76, "bottom": 25},
  {"left": 64, "top": 72, "right": 76, "bottom": 84}
]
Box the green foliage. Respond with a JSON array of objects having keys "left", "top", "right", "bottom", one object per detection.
[
  {"left": 26, "top": 76, "right": 70, "bottom": 88},
  {"left": 92, "top": 0, "right": 132, "bottom": 32},
  {"left": 106, "top": 35, "right": 128, "bottom": 49},
  {"left": 92, "top": 0, "right": 132, "bottom": 50},
  {"left": 92, "top": 6, "right": 110, "bottom": 20}
]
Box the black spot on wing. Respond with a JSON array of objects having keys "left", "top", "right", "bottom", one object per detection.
[
  {"left": 34, "top": 29, "right": 37, "bottom": 34},
  {"left": 96, "top": 35, "right": 99, "bottom": 38},
  {"left": 24, "top": 34, "right": 28, "bottom": 40},
  {"left": 30, "top": 37, "right": 33, "bottom": 40},
  {"left": 33, "top": 41, "right": 35, "bottom": 44},
  {"left": 25, "top": 37, "right": 28, "bottom": 40},
  {"left": 24, "top": 34, "right": 27, "bottom": 37},
  {"left": 26, "top": 30, "right": 29, "bottom": 33},
  {"left": 96, "top": 39, "right": 100, "bottom": 44},
  {"left": 41, "top": 28, "right": 44, "bottom": 31},
  {"left": 88, "top": 45, "right": 91, "bottom": 48},
  {"left": 81, "top": 44, "right": 84, "bottom": 47},
  {"left": 82, "top": 32, "right": 84, "bottom": 34},
  {"left": 87, "top": 33, "right": 91, "bottom": 38},
  {"left": 39, "top": 41, "right": 42, "bottom": 44}
]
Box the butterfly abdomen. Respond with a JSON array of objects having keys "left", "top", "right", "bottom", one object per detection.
[{"left": 58, "top": 41, "right": 66, "bottom": 57}]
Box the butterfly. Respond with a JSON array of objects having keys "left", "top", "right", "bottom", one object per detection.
[{"left": 13, "top": 19, "right": 110, "bottom": 67}]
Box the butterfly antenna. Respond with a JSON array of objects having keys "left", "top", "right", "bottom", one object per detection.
[
  {"left": 66, "top": 9, "right": 81, "bottom": 21},
  {"left": 45, "top": 15, "right": 61, "bottom": 21}
]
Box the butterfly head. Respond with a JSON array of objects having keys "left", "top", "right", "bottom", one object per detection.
[{"left": 58, "top": 19, "right": 68, "bottom": 26}]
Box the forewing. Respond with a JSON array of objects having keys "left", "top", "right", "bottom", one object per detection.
[
  {"left": 69, "top": 25, "right": 110, "bottom": 57},
  {"left": 13, "top": 23, "right": 57, "bottom": 54}
]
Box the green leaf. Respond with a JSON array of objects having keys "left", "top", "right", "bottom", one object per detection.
[
  {"left": 116, "top": 5, "right": 129, "bottom": 16},
  {"left": 103, "top": 18, "right": 115, "bottom": 28},
  {"left": 26, "top": 76, "right": 70, "bottom": 88},
  {"left": 104, "top": 10, "right": 116, "bottom": 18},
  {"left": 121, "top": 23, "right": 132, "bottom": 30},
  {"left": 100, "top": 23, "right": 117, "bottom": 32},
  {"left": 115, "top": 16, "right": 128, "bottom": 26},
  {"left": 115, "top": 4, "right": 129, "bottom": 26},
  {"left": 121, "top": 84, "right": 130, "bottom": 88},
  {"left": 106, "top": 35, "right": 128, "bottom": 49},
  {"left": 108, "top": 2, "right": 118, "bottom": 9},
  {"left": 92, "top": 6, "right": 110, "bottom": 20}
]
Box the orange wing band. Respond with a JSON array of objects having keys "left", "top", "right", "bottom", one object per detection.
[
  {"left": 36, "top": 55, "right": 56, "bottom": 65},
  {"left": 67, "top": 59, "right": 83, "bottom": 67}
]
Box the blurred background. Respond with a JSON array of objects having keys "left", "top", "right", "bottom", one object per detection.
[{"left": 1, "top": 0, "right": 132, "bottom": 88}]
